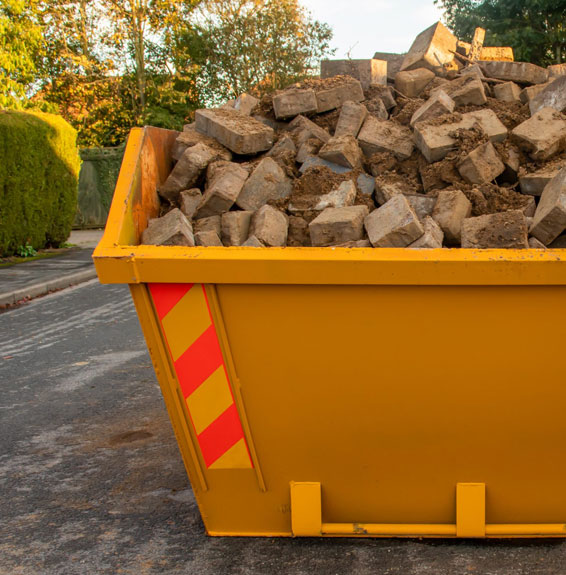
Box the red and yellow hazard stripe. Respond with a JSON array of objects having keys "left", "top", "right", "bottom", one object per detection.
[{"left": 149, "top": 283, "right": 253, "bottom": 470}]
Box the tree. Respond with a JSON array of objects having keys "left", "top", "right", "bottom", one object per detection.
[
  {"left": 178, "top": 0, "right": 334, "bottom": 105},
  {"left": 436, "top": 0, "right": 566, "bottom": 66},
  {"left": 0, "top": 0, "right": 43, "bottom": 107}
]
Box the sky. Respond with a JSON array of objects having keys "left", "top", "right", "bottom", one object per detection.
[{"left": 300, "top": 0, "right": 445, "bottom": 59}]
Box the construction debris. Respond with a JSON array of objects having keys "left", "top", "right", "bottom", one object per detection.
[{"left": 141, "top": 22, "right": 566, "bottom": 250}]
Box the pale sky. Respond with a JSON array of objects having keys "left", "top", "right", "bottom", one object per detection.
[{"left": 301, "top": 0, "right": 445, "bottom": 59}]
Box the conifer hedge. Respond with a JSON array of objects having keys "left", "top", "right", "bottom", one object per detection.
[{"left": 0, "top": 111, "right": 81, "bottom": 256}]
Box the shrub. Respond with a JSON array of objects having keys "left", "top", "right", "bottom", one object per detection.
[{"left": 0, "top": 110, "right": 81, "bottom": 256}]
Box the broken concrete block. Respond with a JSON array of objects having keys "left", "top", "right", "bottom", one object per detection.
[
  {"left": 520, "top": 81, "right": 553, "bottom": 104},
  {"left": 374, "top": 52, "right": 405, "bottom": 81},
  {"left": 241, "top": 235, "right": 264, "bottom": 247},
  {"left": 272, "top": 88, "right": 317, "bottom": 119},
  {"left": 289, "top": 115, "right": 331, "bottom": 144},
  {"left": 179, "top": 189, "right": 202, "bottom": 219},
  {"left": 309, "top": 206, "right": 369, "bottom": 246},
  {"left": 173, "top": 124, "right": 233, "bottom": 163},
  {"left": 461, "top": 210, "right": 529, "bottom": 249},
  {"left": 406, "top": 195, "right": 437, "bottom": 220},
  {"left": 433, "top": 75, "right": 487, "bottom": 107},
  {"left": 530, "top": 76, "right": 566, "bottom": 115},
  {"left": 249, "top": 205, "right": 288, "bottom": 247},
  {"left": 529, "top": 236, "right": 547, "bottom": 249},
  {"left": 366, "top": 97, "right": 389, "bottom": 120},
  {"left": 357, "top": 173, "right": 375, "bottom": 197},
  {"left": 460, "top": 64, "right": 485, "bottom": 79},
  {"left": 299, "top": 156, "right": 352, "bottom": 175},
  {"left": 315, "top": 77, "right": 365, "bottom": 113},
  {"left": 370, "top": 85, "right": 397, "bottom": 111},
  {"left": 410, "top": 90, "right": 455, "bottom": 127},
  {"left": 267, "top": 135, "right": 297, "bottom": 158},
  {"left": 432, "top": 189, "right": 472, "bottom": 245},
  {"left": 458, "top": 142, "right": 505, "bottom": 185},
  {"left": 287, "top": 216, "right": 311, "bottom": 247},
  {"left": 314, "top": 180, "right": 357, "bottom": 211},
  {"left": 296, "top": 138, "right": 324, "bottom": 164},
  {"left": 334, "top": 101, "right": 368, "bottom": 138},
  {"left": 195, "top": 162, "right": 249, "bottom": 219},
  {"left": 480, "top": 61, "right": 549, "bottom": 85},
  {"left": 519, "top": 166, "right": 563, "bottom": 196},
  {"left": 193, "top": 215, "right": 221, "bottom": 234},
  {"left": 221, "top": 211, "right": 253, "bottom": 246},
  {"left": 529, "top": 168, "right": 566, "bottom": 245},
  {"left": 365, "top": 194, "right": 424, "bottom": 247},
  {"left": 493, "top": 82, "right": 522, "bottom": 103},
  {"left": 409, "top": 216, "right": 444, "bottom": 248},
  {"left": 195, "top": 230, "right": 223, "bottom": 247},
  {"left": 237, "top": 157, "right": 293, "bottom": 210},
  {"left": 141, "top": 208, "right": 194, "bottom": 247},
  {"left": 549, "top": 64, "right": 566, "bottom": 78},
  {"left": 395, "top": 68, "right": 435, "bottom": 98},
  {"left": 358, "top": 116, "right": 414, "bottom": 160},
  {"left": 336, "top": 239, "right": 372, "bottom": 248},
  {"left": 195, "top": 108, "right": 274, "bottom": 155},
  {"left": 511, "top": 108, "right": 566, "bottom": 161},
  {"left": 234, "top": 93, "right": 259, "bottom": 116},
  {"left": 374, "top": 174, "right": 417, "bottom": 205},
  {"left": 400, "top": 22, "right": 458, "bottom": 74},
  {"left": 414, "top": 109, "right": 508, "bottom": 163},
  {"left": 159, "top": 143, "right": 217, "bottom": 202},
  {"left": 321, "top": 59, "right": 387, "bottom": 89},
  {"left": 318, "top": 135, "right": 364, "bottom": 169}
]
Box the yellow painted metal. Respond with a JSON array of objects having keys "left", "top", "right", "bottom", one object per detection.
[
  {"left": 94, "top": 126, "right": 566, "bottom": 538},
  {"left": 290, "top": 482, "right": 322, "bottom": 536},
  {"left": 457, "top": 483, "right": 486, "bottom": 537}
]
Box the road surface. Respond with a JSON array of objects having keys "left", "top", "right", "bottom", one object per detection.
[{"left": 1, "top": 280, "right": 565, "bottom": 574}]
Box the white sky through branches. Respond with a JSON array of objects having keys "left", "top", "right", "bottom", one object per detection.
[{"left": 300, "top": 0, "right": 444, "bottom": 58}]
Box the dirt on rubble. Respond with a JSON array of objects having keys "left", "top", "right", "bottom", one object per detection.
[
  {"left": 459, "top": 98, "right": 530, "bottom": 130},
  {"left": 367, "top": 151, "right": 422, "bottom": 191},
  {"left": 300, "top": 75, "right": 358, "bottom": 92},
  {"left": 391, "top": 98, "right": 426, "bottom": 125},
  {"left": 251, "top": 93, "right": 276, "bottom": 120},
  {"left": 310, "top": 109, "right": 341, "bottom": 134},
  {"left": 462, "top": 184, "right": 535, "bottom": 217}
]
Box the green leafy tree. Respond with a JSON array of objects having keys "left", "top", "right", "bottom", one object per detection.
[
  {"left": 178, "top": 0, "right": 334, "bottom": 105},
  {"left": 436, "top": 0, "right": 566, "bottom": 66},
  {"left": 0, "top": 0, "right": 43, "bottom": 107}
]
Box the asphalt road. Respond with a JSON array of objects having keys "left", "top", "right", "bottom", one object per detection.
[{"left": 1, "top": 280, "right": 566, "bottom": 574}]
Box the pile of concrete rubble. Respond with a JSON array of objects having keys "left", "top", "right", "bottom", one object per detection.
[{"left": 142, "top": 21, "right": 566, "bottom": 249}]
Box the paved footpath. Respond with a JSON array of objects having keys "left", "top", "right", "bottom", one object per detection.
[{"left": 1, "top": 280, "right": 566, "bottom": 574}]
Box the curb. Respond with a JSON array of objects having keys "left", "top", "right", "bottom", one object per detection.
[{"left": 0, "top": 268, "right": 98, "bottom": 307}]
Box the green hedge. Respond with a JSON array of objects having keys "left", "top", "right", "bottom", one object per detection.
[{"left": 0, "top": 110, "right": 81, "bottom": 256}]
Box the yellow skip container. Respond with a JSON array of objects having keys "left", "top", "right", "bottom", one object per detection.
[{"left": 94, "top": 126, "right": 566, "bottom": 538}]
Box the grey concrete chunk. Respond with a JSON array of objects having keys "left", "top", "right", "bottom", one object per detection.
[
  {"left": 520, "top": 81, "right": 553, "bottom": 104},
  {"left": 173, "top": 124, "right": 233, "bottom": 162},
  {"left": 299, "top": 156, "right": 352, "bottom": 175},
  {"left": 234, "top": 93, "right": 259, "bottom": 116},
  {"left": 194, "top": 230, "right": 223, "bottom": 247},
  {"left": 374, "top": 52, "right": 405, "bottom": 81},
  {"left": 432, "top": 75, "right": 487, "bottom": 107},
  {"left": 160, "top": 143, "right": 217, "bottom": 202},
  {"left": 334, "top": 101, "right": 368, "bottom": 138},
  {"left": 195, "top": 108, "right": 274, "bottom": 155},
  {"left": 241, "top": 235, "right": 264, "bottom": 247},
  {"left": 395, "top": 68, "right": 435, "bottom": 98},
  {"left": 414, "top": 109, "right": 508, "bottom": 163},
  {"left": 179, "top": 189, "right": 202, "bottom": 220},
  {"left": 409, "top": 216, "right": 444, "bottom": 248},
  {"left": 529, "top": 236, "right": 547, "bottom": 249},
  {"left": 195, "top": 162, "right": 249, "bottom": 218},
  {"left": 272, "top": 88, "right": 317, "bottom": 119},
  {"left": 458, "top": 142, "right": 505, "bottom": 185},
  {"left": 519, "top": 165, "right": 564, "bottom": 196},
  {"left": 321, "top": 59, "right": 387, "bottom": 89},
  {"left": 480, "top": 61, "right": 549, "bottom": 85},
  {"left": 493, "top": 82, "right": 522, "bottom": 103},
  {"left": 141, "top": 208, "right": 194, "bottom": 247},
  {"left": 511, "top": 108, "right": 566, "bottom": 161},
  {"left": 221, "top": 211, "right": 253, "bottom": 246},
  {"left": 309, "top": 206, "right": 369, "bottom": 246},
  {"left": 287, "top": 216, "right": 311, "bottom": 247},
  {"left": 358, "top": 116, "right": 414, "bottom": 160},
  {"left": 288, "top": 115, "right": 331, "bottom": 144},
  {"left": 369, "top": 85, "right": 397, "bottom": 111},
  {"left": 401, "top": 22, "right": 458, "bottom": 74},
  {"left": 374, "top": 174, "right": 417, "bottom": 206},
  {"left": 357, "top": 173, "right": 375, "bottom": 197},
  {"left": 432, "top": 189, "right": 472, "bottom": 245},
  {"left": 296, "top": 138, "right": 324, "bottom": 164},
  {"left": 462, "top": 210, "right": 529, "bottom": 249},
  {"left": 193, "top": 215, "right": 221, "bottom": 234},
  {"left": 249, "top": 205, "right": 288, "bottom": 247},
  {"left": 406, "top": 195, "right": 437, "bottom": 220},
  {"left": 267, "top": 135, "right": 297, "bottom": 158},
  {"left": 529, "top": 168, "right": 566, "bottom": 245},
  {"left": 313, "top": 181, "right": 357, "bottom": 211},
  {"left": 318, "top": 135, "right": 363, "bottom": 169},
  {"left": 237, "top": 157, "right": 293, "bottom": 211},
  {"left": 410, "top": 90, "right": 455, "bottom": 127},
  {"left": 365, "top": 195, "right": 424, "bottom": 247},
  {"left": 530, "top": 76, "right": 566, "bottom": 115},
  {"left": 315, "top": 78, "right": 364, "bottom": 113}
]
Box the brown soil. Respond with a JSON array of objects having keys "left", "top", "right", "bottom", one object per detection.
[
  {"left": 300, "top": 75, "right": 358, "bottom": 92},
  {"left": 391, "top": 98, "right": 425, "bottom": 125},
  {"left": 309, "top": 109, "right": 341, "bottom": 134}
]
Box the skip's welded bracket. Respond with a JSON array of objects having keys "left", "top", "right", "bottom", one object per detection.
[{"left": 457, "top": 483, "right": 486, "bottom": 537}]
